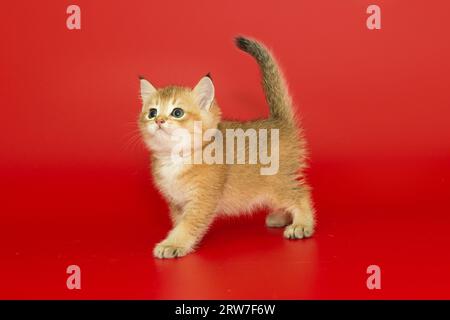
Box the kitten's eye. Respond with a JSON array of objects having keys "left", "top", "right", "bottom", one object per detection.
[
  {"left": 148, "top": 108, "right": 157, "bottom": 119},
  {"left": 171, "top": 108, "right": 185, "bottom": 118}
]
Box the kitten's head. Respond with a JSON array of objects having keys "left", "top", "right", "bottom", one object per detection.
[{"left": 138, "top": 75, "right": 221, "bottom": 155}]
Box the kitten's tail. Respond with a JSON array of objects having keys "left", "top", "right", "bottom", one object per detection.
[{"left": 235, "top": 36, "right": 295, "bottom": 124}]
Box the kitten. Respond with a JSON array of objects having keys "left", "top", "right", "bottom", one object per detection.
[{"left": 138, "top": 36, "right": 315, "bottom": 259}]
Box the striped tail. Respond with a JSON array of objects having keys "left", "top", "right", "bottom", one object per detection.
[{"left": 235, "top": 36, "right": 295, "bottom": 123}]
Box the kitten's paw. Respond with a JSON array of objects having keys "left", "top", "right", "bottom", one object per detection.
[
  {"left": 153, "top": 242, "right": 190, "bottom": 259},
  {"left": 266, "top": 211, "right": 292, "bottom": 228},
  {"left": 283, "top": 224, "right": 314, "bottom": 240}
]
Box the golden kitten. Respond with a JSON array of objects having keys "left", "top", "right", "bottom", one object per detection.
[{"left": 138, "top": 36, "right": 315, "bottom": 259}]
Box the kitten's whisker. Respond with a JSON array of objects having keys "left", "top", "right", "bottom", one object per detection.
[{"left": 121, "top": 128, "right": 146, "bottom": 152}]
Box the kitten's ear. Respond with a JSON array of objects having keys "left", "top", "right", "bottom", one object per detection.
[
  {"left": 139, "top": 76, "right": 157, "bottom": 101},
  {"left": 193, "top": 75, "right": 215, "bottom": 110}
]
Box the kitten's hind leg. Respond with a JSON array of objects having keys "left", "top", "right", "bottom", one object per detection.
[
  {"left": 265, "top": 210, "right": 292, "bottom": 228},
  {"left": 279, "top": 189, "right": 316, "bottom": 240}
]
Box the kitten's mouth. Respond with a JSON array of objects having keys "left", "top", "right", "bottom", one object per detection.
[{"left": 155, "top": 126, "right": 169, "bottom": 134}]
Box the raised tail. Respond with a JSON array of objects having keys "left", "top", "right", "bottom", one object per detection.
[{"left": 235, "top": 36, "right": 295, "bottom": 123}]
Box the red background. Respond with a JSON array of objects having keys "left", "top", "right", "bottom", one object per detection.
[{"left": 1, "top": 0, "right": 449, "bottom": 299}]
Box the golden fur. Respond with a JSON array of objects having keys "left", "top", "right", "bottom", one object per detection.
[{"left": 138, "top": 36, "right": 315, "bottom": 258}]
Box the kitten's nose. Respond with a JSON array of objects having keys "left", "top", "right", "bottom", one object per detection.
[{"left": 156, "top": 118, "right": 166, "bottom": 125}]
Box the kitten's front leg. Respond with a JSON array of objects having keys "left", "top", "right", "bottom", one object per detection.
[
  {"left": 154, "top": 199, "right": 217, "bottom": 259},
  {"left": 168, "top": 203, "right": 182, "bottom": 226}
]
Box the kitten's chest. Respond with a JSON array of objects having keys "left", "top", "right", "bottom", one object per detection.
[{"left": 154, "top": 159, "right": 188, "bottom": 205}]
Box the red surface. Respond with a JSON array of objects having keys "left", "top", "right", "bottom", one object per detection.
[{"left": 1, "top": 0, "right": 450, "bottom": 299}]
